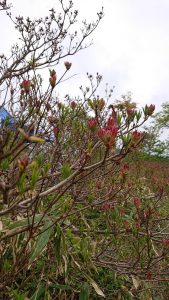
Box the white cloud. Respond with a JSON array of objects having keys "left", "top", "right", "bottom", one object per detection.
[{"left": 1, "top": 0, "right": 169, "bottom": 109}]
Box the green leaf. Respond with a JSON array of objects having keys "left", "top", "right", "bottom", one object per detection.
[
  {"left": 30, "top": 169, "right": 40, "bottom": 190},
  {"left": 43, "top": 162, "right": 51, "bottom": 175},
  {"left": 116, "top": 113, "right": 122, "bottom": 126},
  {"left": 8, "top": 214, "right": 44, "bottom": 229},
  {"left": 17, "top": 173, "right": 27, "bottom": 194},
  {"left": 87, "top": 141, "right": 93, "bottom": 155},
  {"left": 11, "top": 290, "right": 28, "bottom": 300},
  {"left": 87, "top": 193, "right": 94, "bottom": 204},
  {"left": 0, "top": 157, "right": 10, "bottom": 171},
  {"left": 61, "top": 163, "right": 72, "bottom": 179},
  {"left": 79, "top": 283, "right": 90, "bottom": 300},
  {"left": 54, "top": 224, "right": 62, "bottom": 265},
  {"left": 4, "top": 116, "right": 9, "bottom": 127},
  {"left": 88, "top": 99, "right": 94, "bottom": 109},
  {"left": 30, "top": 221, "right": 53, "bottom": 262},
  {"left": 4, "top": 259, "right": 11, "bottom": 272},
  {"left": 136, "top": 111, "right": 142, "bottom": 122},
  {"left": 31, "top": 283, "right": 45, "bottom": 300}
]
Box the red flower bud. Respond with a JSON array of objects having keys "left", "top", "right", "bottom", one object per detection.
[
  {"left": 53, "top": 127, "right": 59, "bottom": 137},
  {"left": 71, "top": 101, "right": 77, "bottom": 109},
  {"left": 162, "top": 239, "right": 169, "bottom": 247},
  {"left": 20, "top": 80, "right": 31, "bottom": 93},
  {"left": 88, "top": 118, "right": 98, "bottom": 132},
  {"left": 127, "top": 108, "right": 134, "bottom": 115},
  {"left": 135, "top": 221, "right": 141, "bottom": 229},
  {"left": 98, "top": 125, "right": 118, "bottom": 148},
  {"left": 133, "top": 196, "right": 141, "bottom": 209},
  {"left": 132, "top": 130, "right": 142, "bottom": 140},
  {"left": 64, "top": 61, "right": 72, "bottom": 70},
  {"left": 123, "top": 163, "right": 129, "bottom": 171},
  {"left": 124, "top": 220, "right": 130, "bottom": 228},
  {"left": 18, "top": 155, "right": 29, "bottom": 171},
  {"left": 50, "top": 69, "right": 56, "bottom": 77},
  {"left": 144, "top": 208, "right": 151, "bottom": 219},
  {"left": 145, "top": 104, "right": 155, "bottom": 116},
  {"left": 147, "top": 272, "right": 152, "bottom": 280},
  {"left": 120, "top": 163, "right": 129, "bottom": 174},
  {"left": 101, "top": 202, "right": 112, "bottom": 210},
  {"left": 98, "top": 127, "right": 106, "bottom": 139},
  {"left": 119, "top": 208, "right": 125, "bottom": 216},
  {"left": 20, "top": 89, "right": 25, "bottom": 96},
  {"left": 48, "top": 116, "right": 54, "bottom": 123},
  {"left": 107, "top": 117, "right": 117, "bottom": 129},
  {"left": 49, "top": 74, "right": 57, "bottom": 88}
]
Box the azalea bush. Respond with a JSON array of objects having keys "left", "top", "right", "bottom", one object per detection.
[{"left": 0, "top": 1, "right": 169, "bottom": 299}]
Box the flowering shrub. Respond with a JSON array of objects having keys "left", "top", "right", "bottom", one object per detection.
[{"left": 0, "top": 1, "right": 169, "bottom": 300}]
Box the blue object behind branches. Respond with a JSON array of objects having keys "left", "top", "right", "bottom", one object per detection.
[
  {"left": 0, "top": 106, "right": 53, "bottom": 142},
  {"left": 0, "top": 106, "right": 15, "bottom": 129}
]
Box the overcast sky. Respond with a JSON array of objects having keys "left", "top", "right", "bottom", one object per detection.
[{"left": 1, "top": 0, "right": 169, "bottom": 112}]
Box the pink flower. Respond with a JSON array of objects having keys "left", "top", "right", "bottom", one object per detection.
[
  {"left": 98, "top": 126, "right": 118, "bottom": 148},
  {"left": 133, "top": 196, "right": 141, "bottom": 209}
]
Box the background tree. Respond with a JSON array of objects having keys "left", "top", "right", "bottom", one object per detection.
[
  {"left": 142, "top": 124, "right": 168, "bottom": 157},
  {"left": 154, "top": 101, "right": 169, "bottom": 130}
]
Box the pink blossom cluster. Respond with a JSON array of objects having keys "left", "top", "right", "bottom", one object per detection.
[{"left": 98, "top": 117, "right": 118, "bottom": 148}]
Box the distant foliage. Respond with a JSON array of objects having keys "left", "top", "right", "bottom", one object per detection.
[{"left": 155, "top": 101, "right": 169, "bottom": 129}]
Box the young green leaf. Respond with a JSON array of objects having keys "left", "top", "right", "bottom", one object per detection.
[{"left": 30, "top": 221, "right": 53, "bottom": 262}]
